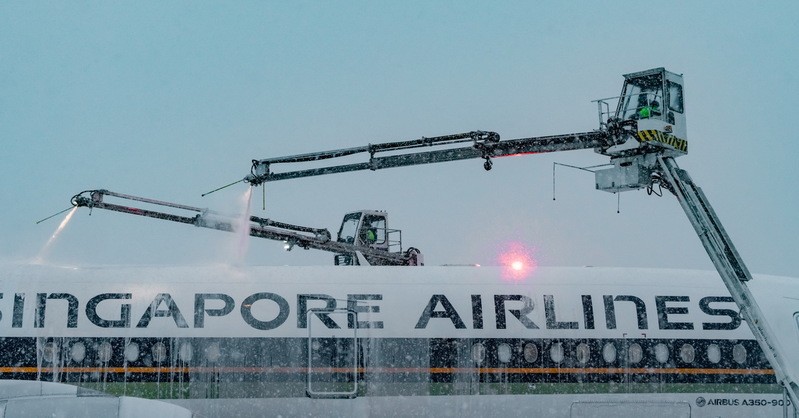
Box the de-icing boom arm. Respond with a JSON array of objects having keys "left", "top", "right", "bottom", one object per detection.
[
  {"left": 69, "top": 189, "right": 420, "bottom": 266},
  {"left": 245, "top": 130, "right": 618, "bottom": 185}
]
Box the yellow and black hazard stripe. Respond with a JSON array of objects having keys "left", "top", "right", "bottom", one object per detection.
[{"left": 637, "top": 130, "right": 688, "bottom": 153}]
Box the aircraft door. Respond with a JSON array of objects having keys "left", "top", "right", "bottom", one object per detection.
[{"left": 306, "top": 308, "right": 359, "bottom": 399}]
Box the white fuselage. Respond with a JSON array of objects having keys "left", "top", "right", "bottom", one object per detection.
[{"left": 1, "top": 263, "right": 797, "bottom": 417}]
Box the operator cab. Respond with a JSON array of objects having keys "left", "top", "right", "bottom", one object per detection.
[
  {"left": 595, "top": 68, "right": 688, "bottom": 193},
  {"left": 336, "top": 210, "right": 405, "bottom": 265},
  {"left": 616, "top": 67, "right": 687, "bottom": 155},
  {"left": 600, "top": 68, "right": 687, "bottom": 158},
  {"left": 337, "top": 210, "right": 390, "bottom": 250}
]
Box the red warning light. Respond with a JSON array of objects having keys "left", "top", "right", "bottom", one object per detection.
[{"left": 498, "top": 242, "right": 537, "bottom": 281}]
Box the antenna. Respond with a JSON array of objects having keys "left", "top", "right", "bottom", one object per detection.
[
  {"left": 201, "top": 179, "right": 246, "bottom": 197},
  {"left": 36, "top": 206, "right": 75, "bottom": 224}
]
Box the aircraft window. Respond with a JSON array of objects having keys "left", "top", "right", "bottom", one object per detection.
[
  {"left": 627, "top": 343, "right": 643, "bottom": 364},
  {"left": 654, "top": 343, "right": 669, "bottom": 363},
  {"left": 668, "top": 81, "right": 684, "bottom": 113},
  {"left": 679, "top": 343, "right": 695, "bottom": 364},
  {"left": 707, "top": 344, "right": 721, "bottom": 364},
  {"left": 523, "top": 343, "right": 539, "bottom": 363},
  {"left": 179, "top": 342, "right": 193, "bottom": 362},
  {"left": 70, "top": 341, "right": 86, "bottom": 363},
  {"left": 497, "top": 343, "right": 512, "bottom": 363},
  {"left": 550, "top": 342, "right": 565, "bottom": 363},
  {"left": 471, "top": 342, "right": 486, "bottom": 364},
  {"left": 575, "top": 343, "right": 590, "bottom": 365},
  {"left": 42, "top": 341, "right": 58, "bottom": 363},
  {"left": 205, "top": 342, "right": 222, "bottom": 362},
  {"left": 124, "top": 343, "right": 140, "bottom": 362},
  {"left": 733, "top": 343, "right": 747, "bottom": 364},
  {"left": 98, "top": 341, "right": 113, "bottom": 363},
  {"left": 152, "top": 342, "right": 167, "bottom": 363},
  {"left": 602, "top": 342, "right": 617, "bottom": 363}
]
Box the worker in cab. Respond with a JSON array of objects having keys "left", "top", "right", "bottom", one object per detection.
[
  {"left": 638, "top": 100, "right": 661, "bottom": 119},
  {"left": 360, "top": 223, "right": 377, "bottom": 246}
]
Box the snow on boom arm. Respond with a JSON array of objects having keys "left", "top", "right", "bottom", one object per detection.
[
  {"left": 70, "top": 189, "right": 422, "bottom": 266},
  {"left": 244, "top": 131, "right": 617, "bottom": 185},
  {"left": 243, "top": 68, "right": 799, "bottom": 409}
]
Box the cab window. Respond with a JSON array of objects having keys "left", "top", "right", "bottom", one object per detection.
[
  {"left": 361, "top": 215, "right": 386, "bottom": 245},
  {"left": 668, "top": 81, "right": 684, "bottom": 113},
  {"left": 337, "top": 212, "right": 361, "bottom": 244},
  {"left": 620, "top": 75, "right": 664, "bottom": 120}
]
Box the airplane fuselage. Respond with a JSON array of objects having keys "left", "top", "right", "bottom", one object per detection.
[{"left": 1, "top": 263, "right": 797, "bottom": 417}]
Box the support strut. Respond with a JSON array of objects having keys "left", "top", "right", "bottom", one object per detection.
[{"left": 657, "top": 156, "right": 799, "bottom": 408}]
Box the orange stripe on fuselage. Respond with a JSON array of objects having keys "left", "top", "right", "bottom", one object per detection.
[{"left": 0, "top": 366, "right": 775, "bottom": 376}]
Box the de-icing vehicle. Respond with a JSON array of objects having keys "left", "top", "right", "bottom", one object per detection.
[
  {"left": 241, "top": 67, "right": 798, "bottom": 409},
  {"left": 57, "top": 68, "right": 798, "bottom": 413},
  {"left": 244, "top": 68, "right": 688, "bottom": 194}
]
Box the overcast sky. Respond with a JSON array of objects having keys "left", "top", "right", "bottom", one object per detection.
[{"left": 2, "top": 1, "right": 797, "bottom": 277}]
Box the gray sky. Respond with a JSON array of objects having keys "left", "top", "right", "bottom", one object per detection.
[{"left": 2, "top": 1, "right": 797, "bottom": 276}]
